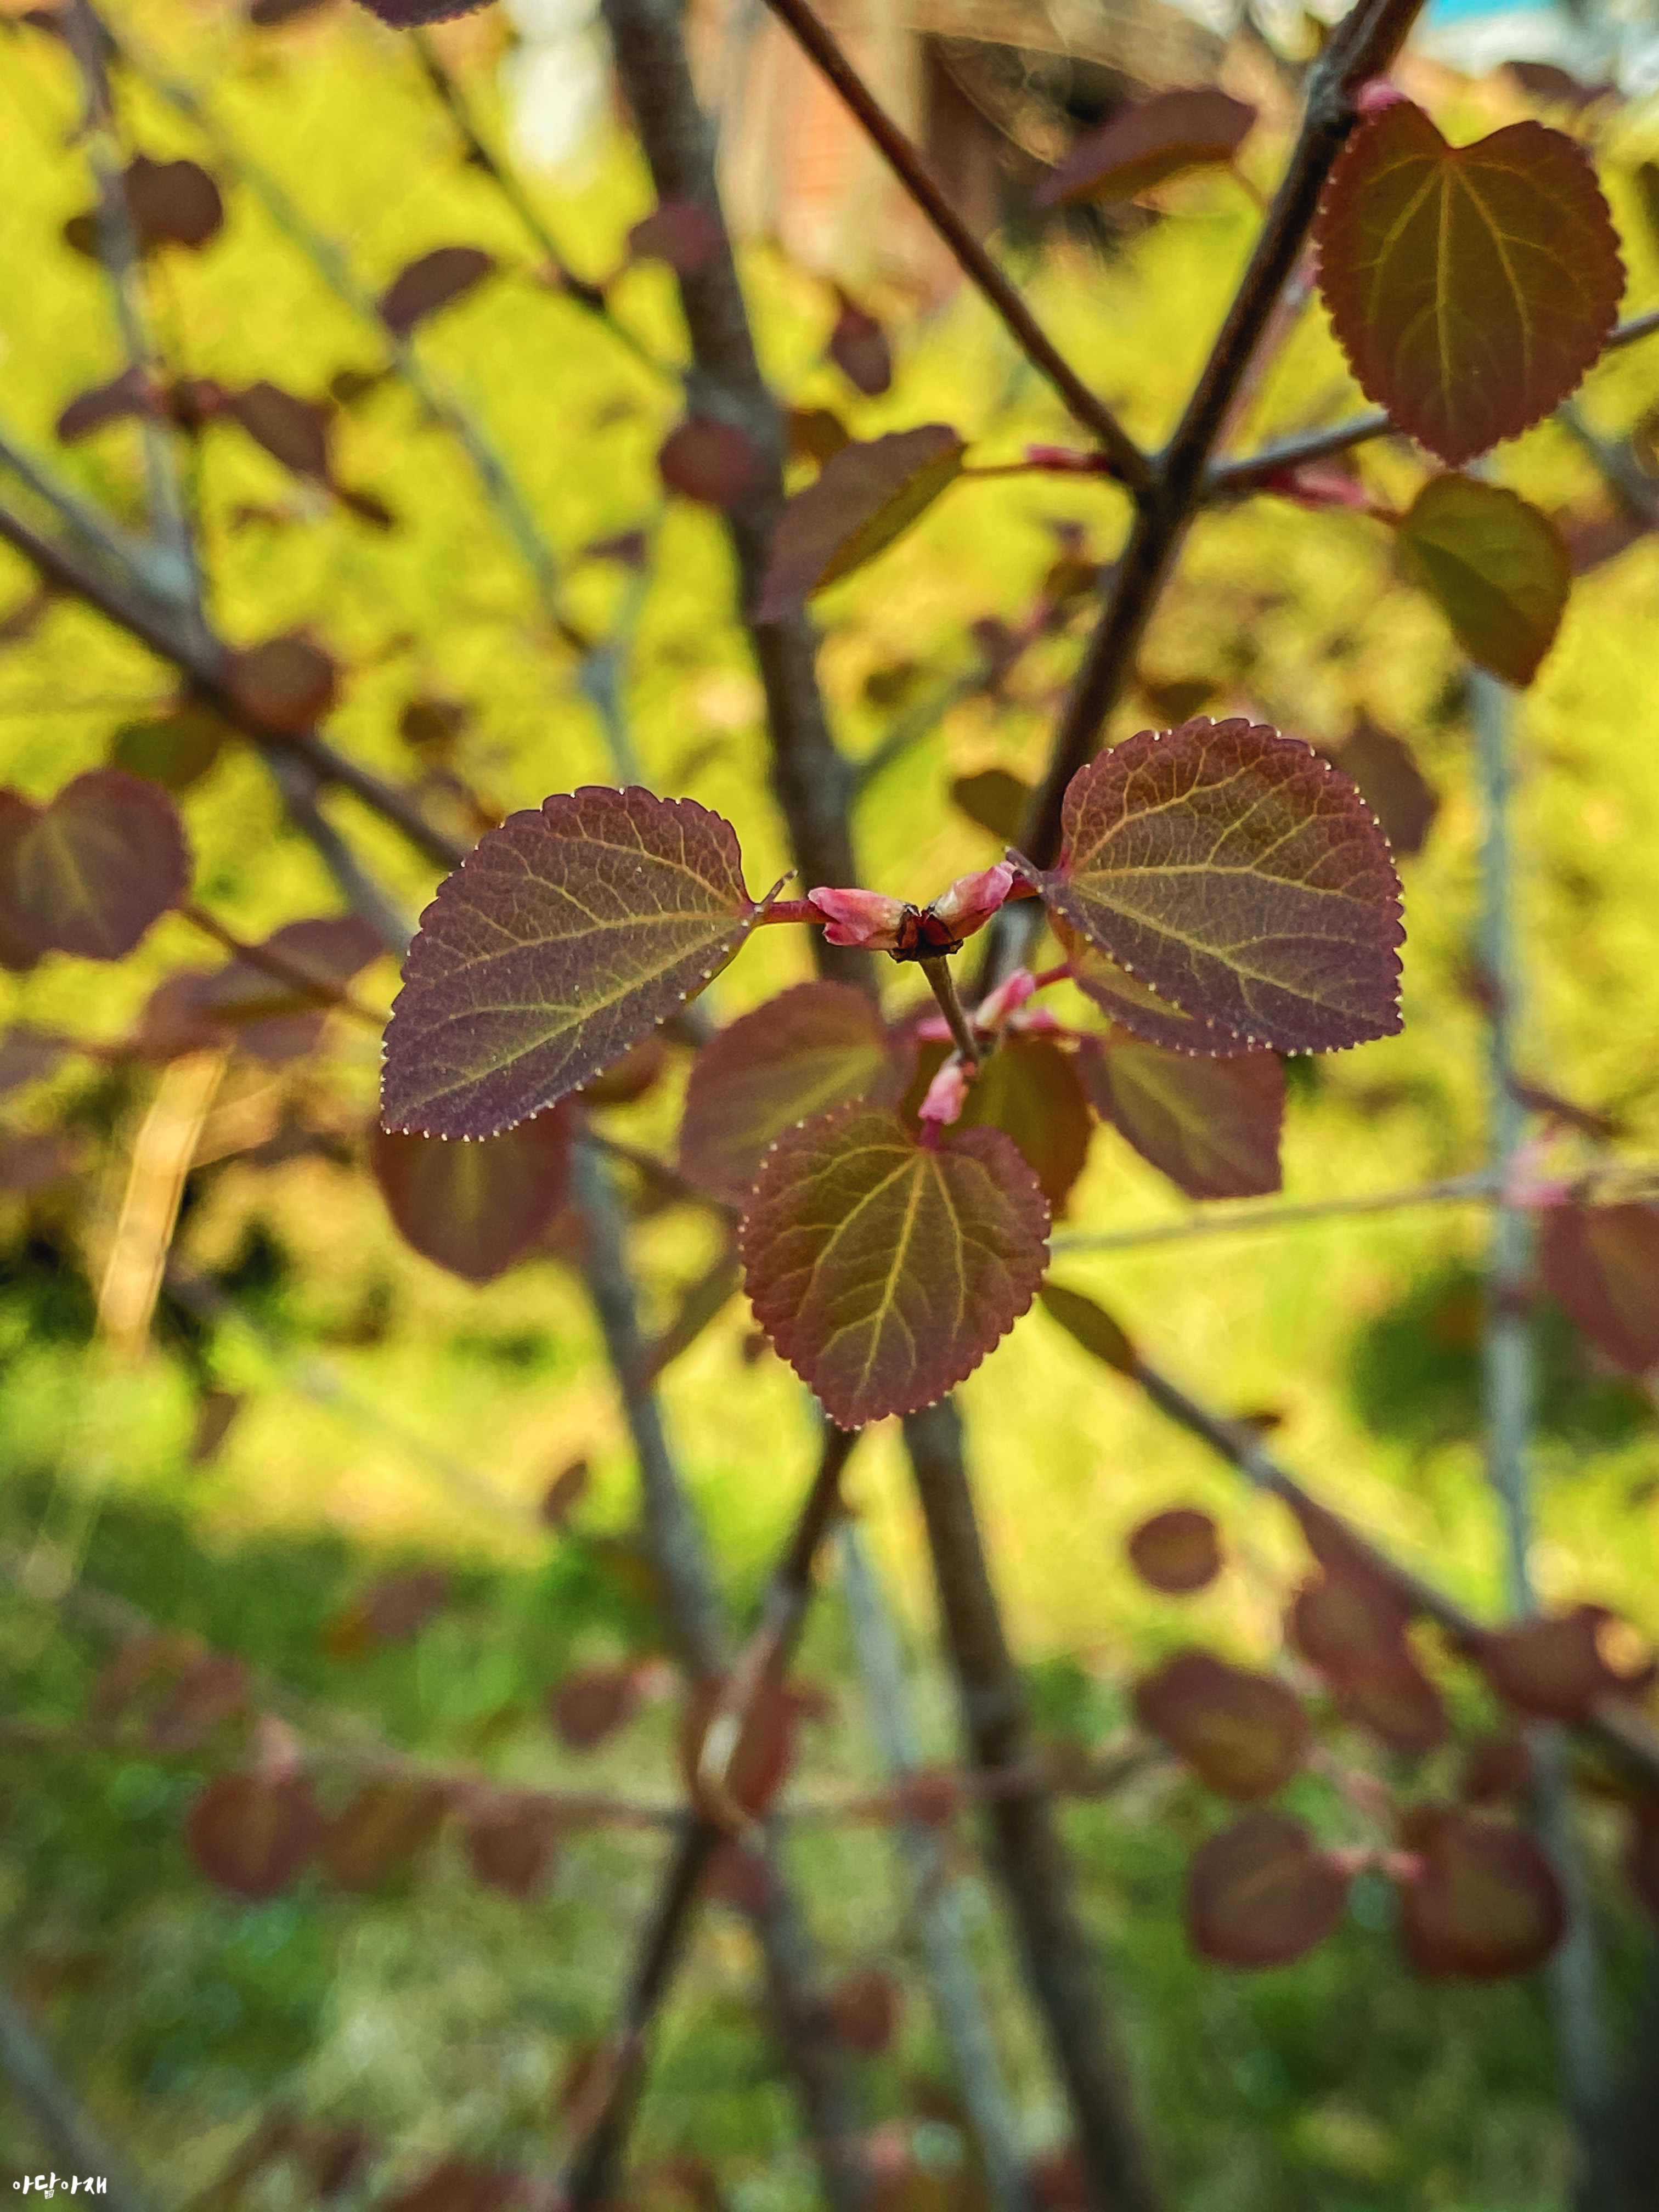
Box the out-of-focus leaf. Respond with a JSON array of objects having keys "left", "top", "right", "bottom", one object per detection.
[
  {"left": 1036, "top": 1280, "right": 1138, "bottom": 1373},
  {"left": 657, "top": 415, "right": 763, "bottom": 508},
  {"left": 1187, "top": 1809, "right": 1351, "bottom": 1967},
  {"left": 628, "top": 199, "right": 722, "bottom": 274},
  {"left": 825, "top": 1966, "right": 903, "bottom": 2054},
  {"left": 679, "top": 980, "right": 898, "bottom": 1204},
  {"left": 950, "top": 768, "right": 1030, "bottom": 843},
  {"left": 378, "top": 246, "right": 496, "bottom": 338},
  {"left": 787, "top": 407, "right": 851, "bottom": 466},
  {"left": 66, "top": 157, "right": 225, "bottom": 258},
  {"left": 0, "top": 769, "right": 189, "bottom": 962},
  {"left": 680, "top": 1675, "right": 798, "bottom": 1822},
  {"left": 1289, "top": 1566, "right": 1447, "bottom": 1757},
  {"left": 0, "top": 1128, "right": 83, "bottom": 1194},
  {"left": 1329, "top": 717, "right": 1440, "bottom": 859},
  {"left": 1022, "top": 719, "right": 1403, "bottom": 1054},
  {"left": 1315, "top": 103, "right": 1622, "bottom": 465},
  {"left": 757, "top": 426, "right": 966, "bottom": 617},
  {"left": 372, "top": 1113, "right": 572, "bottom": 1283},
  {"left": 1396, "top": 476, "right": 1568, "bottom": 687},
  {"left": 1539, "top": 1202, "right": 1659, "bottom": 1375},
  {"left": 224, "top": 633, "right": 340, "bottom": 733},
  {"left": 382, "top": 788, "right": 759, "bottom": 1139},
  {"left": 1480, "top": 1604, "right": 1649, "bottom": 1721},
  {"left": 539, "top": 1457, "right": 590, "bottom": 1528},
  {"left": 741, "top": 1103, "right": 1049, "bottom": 1426},
  {"left": 1397, "top": 1813, "right": 1565, "bottom": 1979},
  {"left": 109, "top": 702, "right": 229, "bottom": 792},
  {"left": 950, "top": 1034, "right": 1093, "bottom": 1214},
  {"left": 225, "top": 381, "right": 333, "bottom": 480},
  {"left": 56, "top": 366, "right": 155, "bottom": 443},
  {"left": 579, "top": 1034, "right": 668, "bottom": 1106},
  {"left": 546, "top": 1663, "right": 642, "bottom": 1751},
  {"left": 1127, "top": 1507, "right": 1222, "bottom": 1594},
  {"left": 1080, "top": 1036, "right": 1283, "bottom": 1199},
  {"left": 459, "top": 1791, "right": 558, "bottom": 1899},
  {"left": 360, "top": 1567, "right": 451, "bottom": 1643},
  {"left": 320, "top": 1779, "right": 449, "bottom": 1891},
  {"left": 1135, "top": 1649, "right": 1308, "bottom": 1800},
  {"left": 147, "top": 1652, "right": 250, "bottom": 1750},
  {"left": 1038, "top": 88, "right": 1256, "bottom": 206},
  {"left": 827, "top": 290, "right": 893, "bottom": 397},
  {"left": 185, "top": 1772, "right": 324, "bottom": 1899}
]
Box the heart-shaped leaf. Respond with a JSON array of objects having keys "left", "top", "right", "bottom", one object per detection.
[
  {"left": 1127, "top": 1507, "right": 1223, "bottom": 1594},
  {"left": 679, "top": 980, "right": 900, "bottom": 1204},
  {"left": 1020, "top": 719, "right": 1403, "bottom": 1054},
  {"left": 1038, "top": 88, "right": 1256, "bottom": 207},
  {"left": 1188, "top": 1810, "right": 1351, "bottom": 1968},
  {"left": 1539, "top": 1201, "right": 1659, "bottom": 1375},
  {"left": 1135, "top": 1649, "right": 1308, "bottom": 1800},
  {"left": 1080, "top": 1036, "right": 1283, "bottom": 1199},
  {"left": 1396, "top": 475, "right": 1568, "bottom": 686},
  {"left": 1315, "top": 102, "right": 1622, "bottom": 466},
  {"left": 756, "top": 425, "right": 966, "bottom": 618},
  {"left": 378, "top": 246, "right": 496, "bottom": 338},
  {"left": 382, "top": 788, "right": 760, "bottom": 1139},
  {"left": 0, "top": 769, "right": 189, "bottom": 961},
  {"left": 371, "top": 1113, "right": 573, "bottom": 1283},
  {"left": 741, "top": 1103, "right": 1049, "bottom": 1426},
  {"left": 1397, "top": 1814, "right": 1565, "bottom": 1980}
]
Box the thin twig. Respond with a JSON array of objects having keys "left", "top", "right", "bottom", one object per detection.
[
  {"left": 1051, "top": 1171, "right": 1499, "bottom": 1253},
  {"left": 756, "top": 0, "right": 1147, "bottom": 488},
  {"left": 0, "top": 1982, "right": 154, "bottom": 2212},
  {"left": 179, "top": 902, "right": 385, "bottom": 1026}
]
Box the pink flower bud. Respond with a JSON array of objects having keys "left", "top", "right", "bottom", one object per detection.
[
  {"left": 913, "top": 1012, "right": 952, "bottom": 1043},
  {"left": 1355, "top": 77, "right": 1407, "bottom": 115},
  {"left": 973, "top": 967, "right": 1036, "bottom": 1035},
  {"left": 806, "top": 885, "right": 908, "bottom": 951},
  {"left": 927, "top": 862, "right": 1014, "bottom": 942},
  {"left": 918, "top": 1058, "right": 969, "bottom": 1128}
]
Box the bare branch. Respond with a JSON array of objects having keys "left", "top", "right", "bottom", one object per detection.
[
  {"left": 756, "top": 0, "right": 1148, "bottom": 489},
  {"left": 0, "top": 1983, "right": 154, "bottom": 2212}
]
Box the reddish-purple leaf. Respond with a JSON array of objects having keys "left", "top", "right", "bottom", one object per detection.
[
  {"left": 186, "top": 1773, "right": 324, "bottom": 1900},
  {"left": 1127, "top": 1508, "right": 1222, "bottom": 1595},
  {"left": 372, "top": 1113, "right": 572, "bottom": 1284},
  {"left": 1397, "top": 1814, "right": 1565, "bottom": 1979},
  {"left": 109, "top": 702, "right": 228, "bottom": 792},
  {"left": 627, "top": 200, "right": 721, "bottom": 274},
  {"left": 1064, "top": 930, "right": 1252, "bottom": 1057},
  {"left": 1480, "top": 1605, "right": 1646, "bottom": 1721},
  {"left": 1039, "top": 88, "right": 1256, "bottom": 207},
  {"left": 578, "top": 1034, "right": 668, "bottom": 1107},
  {"left": 951, "top": 1035, "right": 1093, "bottom": 1215},
  {"left": 0, "top": 1026, "right": 66, "bottom": 1096},
  {"left": 0, "top": 769, "right": 189, "bottom": 961},
  {"left": 224, "top": 633, "right": 340, "bottom": 734},
  {"left": 951, "top": 769, "right": 1031, "bottom": 844},
  {"left": 657, "top": 415, "right": 763, "bottom": 509},
  {"left": 1135, "top": 1649, "right": 1308, "bottom": 1801},
  {"left": 188, "top": 1387, "right": 243, "bottom": 1465},
  {"left": 679, "top": 980, "right": 899, "bottom": 1204},
  {"left": 1314, "top": 103, "right": 1622, "bottom": 467},
  {"left": 825, "top": 1966, "right": 903, "bottom": 2055},
  {"left": 1187, "top": 1810, "right": 1351, "bottom": 1968},
  {"left": 787, "top": 406, "right": 851, "bottom": 466},
  {"left": 740, "top": 1103, "right": 1049, "bottom": 1427},
  {"left": 1539, "top": 1203, "right": 1659, "bottom": 1375},
  {"left": 827, "top": 290, "right": 893, "bottom": 397},
  {"left": 225, "top": 381, "right": 333, "bottom": 481},
  {"left": 680, "top": 1675, "right": 798, "bottom": 1821},
  {"left": 146, "top": 915, "right": 382, "bottom": 1064},
  {"left": 1036, "top": 1280, "right": 1138, "bottom": 1374},
  {"left": 1079, "top": 1037, "right": 1283, "bottom": 1200},
  {"left": 460, "top": 1791, "right": 557, "bottom": 1899},
  {"left": 382, "top": 788, "right": 760, "bottom": 1141},
  {"left": 1334, "top": 1649, "right": 1448, "bottom": 1759},
  {"left": 320, "top": 1778, "right": 449, "bottom": 1890},
  {"left": 66, "top": 158, "right": 225, "bottom": 257},
  {"left": 1328, "top": 718, "right": 1440, "bottom": 860},
  {"left": 1289, "top": 1566, "right": 1447, "bottom": 1756},
  {"left": 378, "top": 246, "right": 496, "bottom": 338},
  {"left": 1396, "top": 475, "right": 1568, "bottom": 687},
  {"left": 1020, "top": 718, "right": 1403, "bottom": 1054},
  {"left": 56, "top": 366, "right": 155, "bottom": 443},
  {"left": 546, "top": 1663, "right": 642, "bottom": 1751},
  {"left": 756, "top": 426, "right": 966, "bottom": 618}
]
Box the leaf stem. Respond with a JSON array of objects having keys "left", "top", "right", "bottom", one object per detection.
[{"left": 920, "top": 955, "right": 982, "bottom": 1066}]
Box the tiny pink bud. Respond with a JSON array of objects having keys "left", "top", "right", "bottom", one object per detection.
[
  {"left": 928, "top": 862, "right": 1014, "bottom": 941},
  {"left": 1025, "top": 444, "right": 1116, "bottom": 477},
  {"left": 806, "top": 885, "right": 908, "bottom": 951},
  {"left": 1355, "top": 77, "right": 1407, "bottom": 115},
  {"left": 973, "top": 967, "right": 1036, "bottom": 1035},
  {"left": 1262, "top": 466, "right": 1373, "bottom": 512},
  {"left": 913, "top": 1012, "right": 952, "bottom": 1043},
  {"left": 918, "top": 1059, "right": 969, "bottom": 1128}
]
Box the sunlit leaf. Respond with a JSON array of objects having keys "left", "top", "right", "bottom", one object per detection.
[
  {"left": 1315, "top": 102, "right": 1622, "bottom": 466},
  {"left": 679, "top": 980, "right": 899, "bottom": 1204},
  {"left": 1480, "top": 1604, "right": 1648, "bottom": 1721},
  {"left": 378, "top": 246, "right": 496, "bottom": 338},
  {"left": 185, "top": 1772, "right": 323, "bottom": 1900},
  {"left": 756, "top": 425, "right": 966, "bottom": 618},
  {"left": 1396, "top": 475, "right": 1568, "bottom": 687},
  {"left": 1080, "top": 1036, "right": 1283, "bottom": 1199},
  {"left": 1039, "top": 88, "right": 1256, "bottom": 207},
  {"left": 320, "top": 1779, "right": 449, "bottom": 1891},
  {"left": 1187, "top": 1810, "right": 1351, "bottom": 1968},
  {"left": 1127, "top": 1507, "right": 1223, "bottom": 1594},
  {"left": 1036, "top": 1280, "right": 1138, "bottom": 1374},
  {"left": 382, "top": 788, "right": 760, "bottom": 1139},
  {"left": 0, "top": 769, "right": 189, "bottom": 962},
  {"left": 951, "top": 768, "right": 1030, "bottom": 843},
  {"left": 225, "top": 381, "right": 333, "bottom": 481},
  {"left": 372, "top": 1113, "right": 572, "bottom": 1283},
  {"left": 109, "top": 702, "right": 228, "bottom": 792},
  {"left": 1021, "top": 719, "right": 1403, "bottom": 1054},
  {"left": 1397, "top": 1813, "right": 1565, "bottom": 1979},
  {"left": 1538, "top": 1201, "right": 1659, "bottom": 1375},
  {"left": 741, "top": 1103, "right": 1049, "bottom": 1426},
  {"left": 1135, "top": 1649, "right": 1308, "bottom": 1800}
]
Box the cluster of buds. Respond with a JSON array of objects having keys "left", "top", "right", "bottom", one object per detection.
[
  {"left": 916, "top": 964, "right": 1061, "bottom": 1135},
  {"left": 807, "top": 863, "right": 1015, "bottom": 961}
]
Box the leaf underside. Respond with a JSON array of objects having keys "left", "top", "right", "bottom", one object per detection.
[
  {"left": 1396, "top": 475, "right": 1569, "bottom": 687},
  {"left": 381, "top": 787, "right": 756, "bottom": 1139},
  {"left": 1315, "top": 103, "right": 1623, "bottom": 467},
  {"left": 1025, "top": 718, "right": 1404, "bottom": 1054},
  {"left": 1038, "top": 87, "right": 1256, "bottom": 207},
  {"left": 1080, "top": 1036, "right": 1284, "bottom": 1200},
  {"left": 372, "top": 1112, "right": 573, "bottom": 1283},
  {"left": 741, "top": 1103, "right": 1050, "bottom": 1427}
]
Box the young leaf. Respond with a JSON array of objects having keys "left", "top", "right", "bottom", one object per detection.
[
  {"left": 459, "top": 1791, "right": 558, "bottom": 1899},
  {"left": 1038, "top": 88, "right": 1256, "bottom": 207},
  {"left": 320, "top": 1779, "right": 449, "bottom": 1891},
  {"left": 1020, "top": 719, "right": 1403, "bottom": 1054},
  {"left": 0, "top": 769, "right": 189, "bottom": 961},
  {"left": 1079, "top": 1037, "right": 1283, "bottom": 1200},
  {"left": 1538, "top": 1202, "right": 1659, "bottom": 1375},
  {"left": 225, "top": 381, "right": 333, "bottom": 481},
  {"left": 546, "top": 1663, "right": 642, "bottom": 1751},
  {"left": 1036, "top": 1280, "right": 1138, "bottom": 1374},
  {"left": 1480, "top": 1605, "right": 1645, "bottom": 1722},
  {"left": 678, "top": 980, "right": 899, "bottom": 1204},
  {"left": 377, "top": 246, "right": 496, "bottom": 338},
  {"left": 185, "top": 1773, "right": 324, "bottom": 1900},
  {"left": 953, "top": 1035, "right": 1093, "bottom": 1215},
  {"left": 1127, "top": 1507, "right": 1223, "bottom": 1594},
  {"left": 1396, "top": 476, "right": 1568, "bottom": 687},
  {"left": 1328, "top": 718, "right": 1440, "bottom": 860},
  {"left": 1397, "top": 1815, "right": 1565, "bottom": 1980},
  {"left": 1135, "top": 1649, "right": 1309, "bottom": 1800},
  {"left": 371, "top": 1113, "right": 573, "bottom": 1283},
  {"left": 657, "top": 416, "right": 763, "bottom": 509},
  {"left": 756, "top": 426, "right": 966, "bottom": 618},
  {"left": 381, "top": 788, "right": 760, "bottom": 1139},
  {"left": 826, "top": 290, "right": 893, "bottom": 397},
  {"left": 740, "top": 1103, "right": 1049, "bottom": 1426},
  {"left": 1314, "top": 103, "right": 1623, "bottom": 466},
  {"left": 1187, "top": 1810, "right": 1351, "bottom": 1968},
  {"left": 1334, "top": 1650, "right": 1448, "bottom": 1759},
  {"left": 57, "top": 366, "right": 155, "bottom": 443}
]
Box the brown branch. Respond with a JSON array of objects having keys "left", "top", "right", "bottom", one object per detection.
[
  {"left": 180, "top": 902, "right": 386, "bottom": 1026},
  {"left": 754, "top": 0, "right": 1148, "bottom": 489}
]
